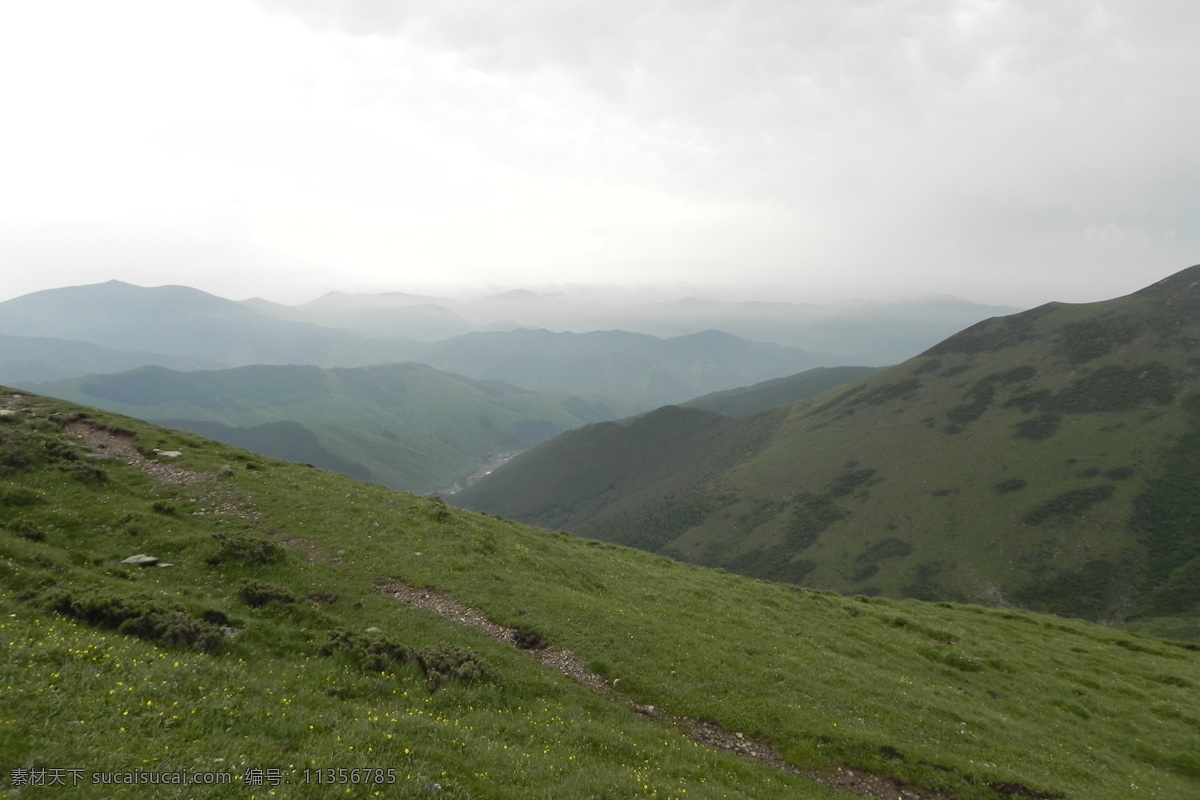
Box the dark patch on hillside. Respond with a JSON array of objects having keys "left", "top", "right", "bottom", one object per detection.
[
  {"left": 1128, "top": 394, "right": 1200, "bottom": 617},
  {"left": 584, "top": 488, "right": 739, "bottom": 552},
  {"left": 944, "top": 366, "right": 1038, "bottom": 426},
  {"left": 1058, "top": 315, "right": 1141, "bottom": 364},
  {"left": 856, "top": 538, "right": 915, "bottom": 564},
  {"left": 924, "top": 304, "right": 1059, "bottom": 356},
  {"left": 1022, "top": 486, "right": 1115, "bottom": 525},
  {"left": 1012, "top": 413, "right": 1061, "bottom": 440},
  {"left": 851, "top": 378, "right": 922, "bottom": 407},
  {"left": 683, "top": 366, "right": 884, "bottom": 417},
  {"left": 1050, "top": 363, "right": 1179, "bottom": 413},
  {"left": 1010, "top": 559, "right": 1135, "bottom": 620}
]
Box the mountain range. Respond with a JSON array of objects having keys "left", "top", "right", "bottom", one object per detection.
[
  {"left": 453, "top": 264, "right": 1200, "bottom": 635},
  {"left": 19, "top": 362, "right": 624, "bottom": 494},
  {"left": 1, "top": 281, "right": 875, "bottom": 409},
  {"left": 266, "top": 287, "right": 1020, "bottom": 364}
]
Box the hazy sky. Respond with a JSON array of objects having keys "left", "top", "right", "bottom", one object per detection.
[{"left": 2, "top": 1, "right": 1197, "bottom": 306}]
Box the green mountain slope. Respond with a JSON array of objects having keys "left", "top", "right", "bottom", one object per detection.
[
  {"left": 21, "top": 363, "right": 622, "bottom": 494},
  {"left": 453, "top": 264, "right": 1200, "bottom": 630},
  {"left": 1, "top": 389, "right": 1197, "bottom": 799},
  {"left": 682, "top": 366, "right": 886, "bottom": 417},
  {"left": 414, "top": 328, "right": 843, "bottom": 409},
  {"left": 0, "top": 334, "right": 225, "bottom": 384}
]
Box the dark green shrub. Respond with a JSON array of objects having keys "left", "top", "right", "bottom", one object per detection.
[
  {"left": 417, "top": 643, "right": 496, "bottom": 690},
  {"left": 0, "top": 486, "right": 44, "bottom": 508},
  {"left": 59, "top": 462, "right": 108, "bottom": 485},
  {"left": 1023, "top": 486, "right": 1115, "bottom": 525},
  {"left": 207, "top": 532, "right": 284, "bottom": 565},
  {"left": 43, "top": 587, "right": 222, "bottom": 652},
  {"left": 238, "top": 579, "right": 296, "bottom": 608},
  {"left": 6, "top": 519, "right": 46, "bottom": 541},
  {"left": 321, "top": 628, "right": 415, "bottom": 674},
  {"left": 1013, "top": 413, "right": 1062, "bottom": 440},
  {"left": 995, "top": 478, "right": 1028, "bottom": 494}
]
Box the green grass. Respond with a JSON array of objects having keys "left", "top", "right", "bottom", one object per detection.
[{"left": 2, "top": 389, "right": 1199, "bottom": 799}]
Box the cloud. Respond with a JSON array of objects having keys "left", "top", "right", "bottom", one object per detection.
[{"left": 2, "top": 0, "right": 1197, "bottom": 305}]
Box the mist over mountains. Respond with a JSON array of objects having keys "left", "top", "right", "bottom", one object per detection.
[
  {"left": 10, "top": 270, "right": 1200, "bottom": 636},
  {"left": 454, "top": 264, "right": 1200, "bottom": 634},
  {"left": 0, "top": 279, "right": 1016, "bottom": 377}
]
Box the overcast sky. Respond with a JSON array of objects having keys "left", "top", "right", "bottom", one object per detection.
[{"left": 2, "top": 1, "right": 1197, "bottom": 307}]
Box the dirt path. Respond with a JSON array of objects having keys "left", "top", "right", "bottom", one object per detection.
[{"left": 381, "top": 580, "right": 955, "bottom": 800}]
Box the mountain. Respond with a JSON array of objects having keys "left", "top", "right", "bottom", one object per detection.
[
  {"left": 0, "top": 280, "right": 422, "bottom": 367},
  {"left": 0, "top": 334, "right": 225, "bottom": 384},
  {"left": 250, "top": 291, "right": 477, "bottom": 340},
  {"left": 453, "top": 264, "right": 1200, "bottom": 631},
  {"left": 21, "top": 362, "right": 623, "bottom": 494},
  {"left": 0, "top": 283, "right": 846, "bottom": 408},
  {"left": 413, "top": 328, "right": 842, "bottom": 409},
  {"left": 682, "top": 366, "right": 886, "bottom": 417},
  {"left": 1, "top": 387, "right": 1197, "bottom": 799},
  {"left": 445, "top": 290, "right": 1020, "bottom": 363}
]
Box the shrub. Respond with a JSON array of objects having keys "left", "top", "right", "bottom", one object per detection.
[
  {"left": 43, "top": 587, "right": 223, "bottom": 652},
  {"left": 238, "top": 579, "right": 296, "bottom": 608},
  {"left": 1023, "top": 486, "right": 1115, "bottom": 525},
  {"left": 207, "top": 532, "right": 284, "bottom": 565},
  {"left": 321, "top": 628, "right": 415, "bottom": 674},
  {"left": 417, "top": 643, "right": 496, "bottom": 690}
]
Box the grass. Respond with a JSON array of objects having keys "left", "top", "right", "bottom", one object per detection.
[{"left": 1, "top": 389, "right": 1199, "bottom": 798}]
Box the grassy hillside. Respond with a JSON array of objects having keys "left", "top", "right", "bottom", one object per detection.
[
  {"left": 452, "top": 265, "right": 1200, "bottom": 631},
  {"left": 1, "top": 388, "right": 1198, "bottom": 799},
  {"left": 22, "top": 363, "right": 622, "bottom": 494},
  {"left": 0, "top": 334, "right": 225, "bottom": 384},
  {"left": 682, "top": 366, "right": 886, "bottom": 417},
  {"left": 414, "top": 328, "right": 842, "bottom": 408}
]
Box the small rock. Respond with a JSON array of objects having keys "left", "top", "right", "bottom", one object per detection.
[
  {"left": 121, "top": 554, "right": 160, "bottom": 567},
  {"left": 364, "top": 626, "right": 383, "bottom": 634},
  {"left": 154, "top": 449, "right": 183, "bottom": 458}
]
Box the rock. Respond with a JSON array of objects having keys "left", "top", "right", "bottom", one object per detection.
[
  {"left": 120, "top": 554, "right": 172, "bottom": 568},
  {"left": 154, "top": 449, "right": 183, "bottom": 458},
  {"left": 365, "top": 626, "right": 383, "bottom": 634}
]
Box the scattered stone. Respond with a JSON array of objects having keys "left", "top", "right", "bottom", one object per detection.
[
  {"left": 120, "top": 554, "right": 172, "bottom": 568},
  {"left": 154, "top": 449, "right": 183, "bottom": 458},
  {"left": 364, "top": 626, "right": 383, "bottom": 634}
]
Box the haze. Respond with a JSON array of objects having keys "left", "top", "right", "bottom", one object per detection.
[{"left": 2, "top": 1, "right": 1197, "bottom": 307}]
